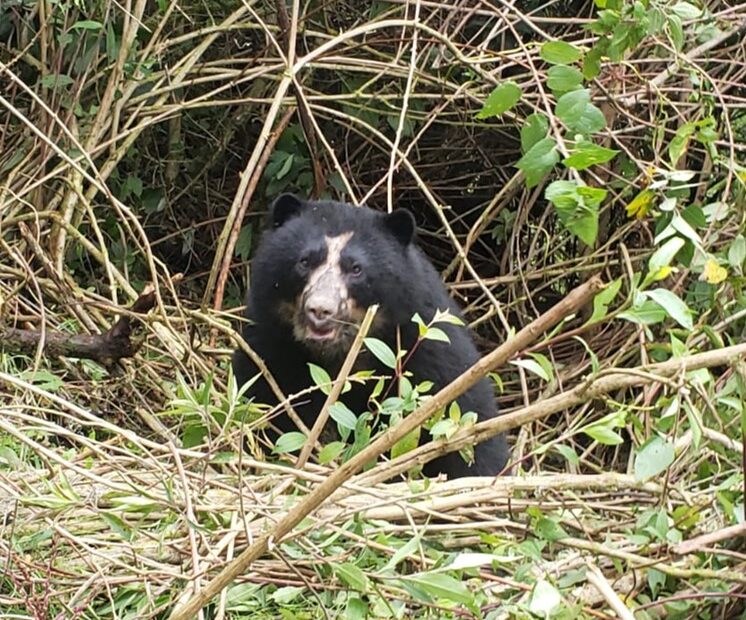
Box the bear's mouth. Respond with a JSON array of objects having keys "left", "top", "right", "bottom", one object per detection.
[{"left": 305, "top": 323, "right": 337, "bottom": 341}]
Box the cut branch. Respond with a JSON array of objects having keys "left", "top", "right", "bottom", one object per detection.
[{"left": 1, "top": 285, "right": 157, "bottom": 365}]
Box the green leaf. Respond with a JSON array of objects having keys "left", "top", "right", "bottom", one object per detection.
[
  {"left": 586, "top": 277, "right": 622, "bottom": 325},
  {"left": 671, "top": 2, "right": 702, "bottom": 19},
  {"left": 530, "top": 352, "right": 554, "bottom": 382},
  {"left": 648, "top": 237, "right": 685, "bottom": 277},
  {"left": 554, "top": 444, "right": 579, "bottom": 465},
  {"left": 384, "top": 534, "right": 423, "bottom": 572},
  {"left": 445, "top": 552, "right": 504, "bottom": 570},
  {"left": 422, "top": 327, "right": 450, "bottom": 343},
  {"left": 106, "top": 23, "right": 119, "bottom": 63},
  {"left": 535, "top": 517, "right": 568, "bottom": 541},
  {"left": 332, "top": 562, "right": 369, "bottom": 592},
  {"left": 626, "top": 188, "right": 656, "bottom": 219},
  {"left": 235, "top": 224, "right": 253, "bottom": 261},
  {"left": 516, "top": 138, "right": 559, "bottom": 188},
  {"left": 21, "top": 370, "right": 64, "bottom": 392},
  {"left": 618, "top": 300, "right": 667, "bottom": 325},
  {"left": 225, "top": 583, "right": 261, "bottom": 607},
  {"left": 521, "top": 113, "right": 549, "bottom": 153},
  {"left": 432, "top": 308, "right": 465, "bottom": 325},
  {"left": 540, "top": 41, "right": 583, "bottom": 65},
  {"left": 555, "top": 89, "right": 590, "bottom": 125},
  {"left": 668, "top": 122, "right": 696, "bottom": 166},
  {"left": 39, "top": 74, "right": 74, "bottom": 88},
  {"left": 274, "top": 432, "right": 306, "bottom": 454},
  {"left": 402, "top": 573, "right": 473, "bottom": 605},
  {"left": 545, "top": 180, "right": 604, "bottom": 246},
  {"left": 695, "top": 117, "right": 719, "bottom": 144},
  {"left": 728, "top": 235, "right": 745, "bottom": 271},
  {"left": 546, "top": 65, "right": 584, "bottom": 93},
  {"left": 510, "top": 358, "right": 551, "bottom": 382},
  {"left": 644, "top": 288, "right": 694, "bottom": 330},
  {"left": 142, "top": 187, "right": 165, "bottom": 214},
  {"left": 122, "top": 175, "right": 143, "bottom": 198},
  {"left": 71, "top": 20, "right": 103, "bottom": 30},
  {"left": 448, "top": 400, "right": 462, "bottom": 422},
  {"left": 667, "top": 15, "right": 684, "bottom": 51},
  {"left": 411, "top": 312, "right": 427, "bottom": 337},
  {"left": 271, "top": 586, "right": 305, "bottom": 604},
  {"left": 392, "top": 426, "right": 421, "bottom": 458},
  {"left": 608, "top": 22, "right": 632, "bottom": 61},
  {"left": 476, "top": 81, "right": 522, "bottom": 119},
  {"left": 648, "top": 568, "right": 666, "bottom": 597},
  {"left": 329, "top": 402, "right": 357, "bottom": 430},
  {"left": 182, "top": 423, "right": 207, "bottom": 449},
  {"left": 634, "top": 436, "right": 675, "bottom": 481},
  {"left": 430, "top": 419, "right": 458, "bottom": 440},
  {"left": 345, "top": 595, "right": 368, "bottom": 619},
  {"left": 308, "top": 363, "right": 332, "bottom": 395},
  {"left": 648, "top": 8, "right": 666, "bottom": 34},
  {"left": 582, "top": 410, "right": 626, "bottom": 446},
  {"left": 671, "top": 214, "right": 702, "bottom": 245},
  {"left": 276, "top": 153, "right": 294, "bottom": 180},
  {"left": 555, "top": 89, "right": 607, "bottom": 134},
  {"left": 100, "top": 512, "right": 133, "bottom": 541},
  {"left": 562, "top": 141, "right": 618, "bottom": 170},
  {"left": 528, "top": 580, "right": 562, "bottom": 618},
  {"left": 364, "top": 338, "right": 397, "bottom": 369},
  {"left": 319, "top": 441, "right": 345, "bottom": 464},
  {"left": 582, "top": 44, "right": 603, "bottom": 80},
  {"left": 584, "top": 424, "right": 624, "bottom": 445}
]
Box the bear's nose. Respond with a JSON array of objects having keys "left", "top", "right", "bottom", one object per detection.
[{"left": 305, "top": 300, "right": 335, "bottom": 327}]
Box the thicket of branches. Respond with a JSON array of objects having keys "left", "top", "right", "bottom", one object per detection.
[{"left": 1, "top": 0, "right": 745, "bottom": 618}]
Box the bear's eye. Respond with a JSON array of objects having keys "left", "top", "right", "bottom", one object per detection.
[
  {"left": 350, "top": 264, "right": 363, "bottom": 277},
  {"left": 298, "top": 257, "right": 310, "bottom": 269}
]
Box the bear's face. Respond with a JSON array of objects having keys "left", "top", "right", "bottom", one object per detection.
[{"left": 254, "top": 194, "right": 416, "bottom": 359}]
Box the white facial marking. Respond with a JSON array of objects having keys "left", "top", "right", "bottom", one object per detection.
[
  {"left": 305, "top": 232, "right": 353, "bottom": 291},
  {"left": 296, "top": 232, "right": 354, "bottom": 346}
]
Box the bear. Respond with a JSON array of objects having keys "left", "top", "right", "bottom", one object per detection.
[{"left": 232, "top": 193, "right": 509, "bottom": 478}]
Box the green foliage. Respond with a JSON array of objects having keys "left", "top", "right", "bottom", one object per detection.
[
  {"left": 476, "top": 81, "right": 522, "bottom": 119},
  {"left": 540, "top": 41, "right": 584, "bottom": 65},
  {"left": 555, "top": 89, "right": 607, "bottom": 135},
  {"left": 162, "top": 370, "right": 263, "bottom": 449},
  {"left": 521, "top": 113, "right": 550, "bottom": 153},
  {"left": 517, "top": 138, "right": 560, "bottom": 188},
  {"left": 263, "top": 125, "right": 314, "bottom": 196},
  {"left": 562, "top": 141, "right": 618, "bottom": 170},
  {"left": 363, "top": 337, "right": 398, "bottom": 369},
  {"left": 545, "top": 180, "right": 605, "bottom": 246},
  {"left": 546, "top": 65, "right": 584, "bottom": 94},
  {"left": 634, "top": 436, "right": 675, "bottom": 481}
]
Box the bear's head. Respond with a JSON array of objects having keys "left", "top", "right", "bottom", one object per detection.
[{"left": 251, "top": 193, "right": 418, "bottom": 359}]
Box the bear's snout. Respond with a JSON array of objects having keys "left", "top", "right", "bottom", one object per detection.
[{"left": 304, "top": 290, "right": 342, "bottom": 337}]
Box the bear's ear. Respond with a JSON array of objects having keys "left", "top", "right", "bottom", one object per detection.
[
  {"left": 383, "top": 209, "right": 416, "bottom": 245},
  {"left": 270, "top": 193, "right": 305, "bottom": 228}
]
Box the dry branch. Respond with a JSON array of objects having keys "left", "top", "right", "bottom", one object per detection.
[{"left": 0, "top": 285, "right": 156, "bottom": 365}]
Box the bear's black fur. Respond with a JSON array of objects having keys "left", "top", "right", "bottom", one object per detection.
[{"left": 232, "top": 194, "right": 509, "bottom": 478}]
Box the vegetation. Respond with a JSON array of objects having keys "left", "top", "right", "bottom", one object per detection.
[{"left": 0, "top": 0, "right": 744, "bottom": 618}]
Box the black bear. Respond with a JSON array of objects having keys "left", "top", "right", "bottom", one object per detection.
[{"left": 232, "top": 193, "right": 509, "bottom": 478}]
